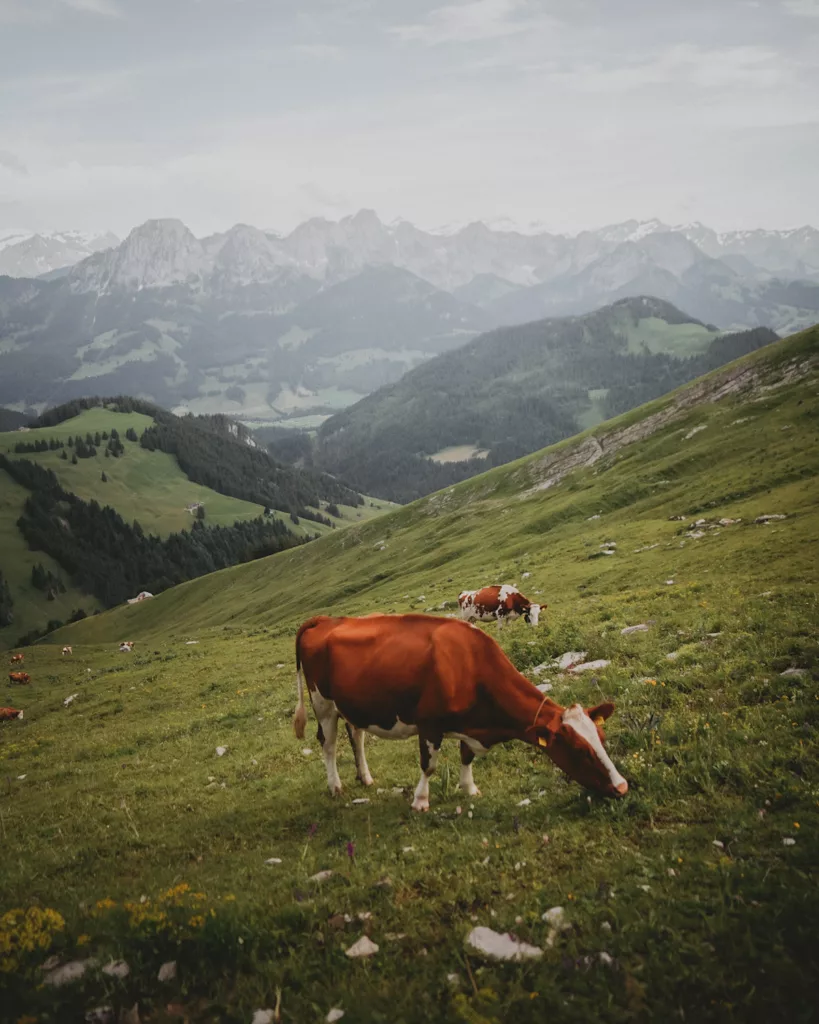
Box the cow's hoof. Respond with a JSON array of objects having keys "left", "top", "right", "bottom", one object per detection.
[
  {"left": 359, "top": 774, "right": 374, "bottom": 787},
  {"left": 330, "top": 785, "right": 343, "bottom": 797},
  {"left": 411, "top": 799, "right": 430, "bottom": 812},
  {"left": 463, "top": 786, "right": 481, "bottom": 797}
]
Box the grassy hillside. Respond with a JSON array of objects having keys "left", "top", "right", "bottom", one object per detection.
[
  {"left": 0, "top": 407, "right": 391, "bottom": 647},
  {"left": 0, "top": 468, "right": 101, "bottom": 649},
  {"left": 0, "top": 410, "right": 271, "bottom": 535},
  {"left": 1, "top": 326, "right": 817, "bottom": 1023},
  {"left": 313, "top": 296, "right": 778, "bottom": 501}
]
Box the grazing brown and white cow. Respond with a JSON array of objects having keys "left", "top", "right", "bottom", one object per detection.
[
  {"left": 0, "top": 707, "right": 24, "bottom": 721},
  {"left": 119, "top": 641, "right": 135, "bottom": 652},
  {"left": 61, "top": 646, "right": 72, "bottom": 655},
  {"left": 292, "top": 613, "right": 626, "bottom": 811},
  {"left": 458, "top": 585, "right": 543, "bottom": 630},
  {"left": 9, "top": 654, "right": 24, "bottom": 664},
  {"left": 8, "top": 671, "right": 30, "bottom": 685}
]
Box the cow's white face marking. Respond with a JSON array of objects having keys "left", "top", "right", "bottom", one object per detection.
[
  {"left": 561, "top": 704, "right": 626, "bottom": 791},
  {"left": 447, "top": 732, "right": 489, "bottom": 755},
  {"left": 528, "top": 604, "right": 541, "bottom": 626},
  {"left": 365, "top": 718, "right": 419, "bottom": 741}
]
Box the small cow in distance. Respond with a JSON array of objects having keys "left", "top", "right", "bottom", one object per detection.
[
  {"left": 9, "top": 671, "right": 31, "bottom": 685},
  {"left": 0, "top": 707, "right": 24, "bottom": 721},
  {"left": 458, "top": 585, "right": 543, "bottom": 630},
  {"left": 9, "top": 654, "right": 24, "bottom": 664},
  {"left": 292, "top": 613, "right": 626, "bottom": 811},
  {"left": 62, "top": 646, "right": 72, "bottom": 655},
  {"left": 119, "top": 641, "right": 135, "bottom": 652}
]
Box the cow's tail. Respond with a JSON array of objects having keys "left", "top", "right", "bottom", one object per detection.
[
  {"left": 292, "top": 616, "right": 323, "bottom": 740},
  {"left": 293, "top": 667, "right": 307, "bottom": 739}
]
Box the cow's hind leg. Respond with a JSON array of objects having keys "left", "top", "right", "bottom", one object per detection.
[
  {"left": 459, "top": 741, "right": 481, "bottom": 797},
  {"left": 311, "top": 692, "right": 342, "bottom": 796},
  {"left": 345, "top": 723, "right": 374, "bottom": 786},
  {"left": 412, "top": 733, "right": 442, "bottom": 812}
]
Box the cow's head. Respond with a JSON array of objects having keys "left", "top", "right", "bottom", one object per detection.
[
  {"left": 533, "top": 702, "right": 627, "bottom": 798},
  {"left": 524, "top": 603, "right": 543, "bottom": 626}
]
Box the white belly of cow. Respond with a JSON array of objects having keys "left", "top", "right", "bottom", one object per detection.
[
  {"left": 364, "top": 719, "right": 419, "bottom": 740},
  {"left": 463, "top": 606, "right": 503, "bottom": 622},
  {"left": 446, "top": 732, "right": 489, "bottom": 755}
]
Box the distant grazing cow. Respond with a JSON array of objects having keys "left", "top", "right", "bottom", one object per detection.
[
  {"left": 119, "top": 641, "right": 135, "bottom": 652},
  {"left": 458, "top": 585, "right": 543, "bottom": 630},
  {"left": 62, "top": 646, "right": 72, "bottom": 655},
  {"left": 0, "top": 707, "right": 24, "bottom": 721},
  {"left": 9, "top": 654, "right": 23, "bottom": 664},
  {"left": 8, "top": 672, "right": 30, "bottom": 685},
  {"left": 292, "top": 613, "right": 626, "bottom": 811}
]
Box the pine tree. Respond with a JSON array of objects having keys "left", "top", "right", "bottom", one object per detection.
[
  {"left": 71, "top": 453, "right": 78, "bottom": 465},
  {"left": 101, "top": 471, "right": 108, "bottom": 482},
  {"left": 60, "top": 449, "right": 68, "bottom": 460}
]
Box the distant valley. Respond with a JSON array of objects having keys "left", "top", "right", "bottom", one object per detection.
[{"left": 1, "top": 211, "right": 818, "bottom": 426}]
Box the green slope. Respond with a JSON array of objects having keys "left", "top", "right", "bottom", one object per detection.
[
  {"left": 314, "top": 296, "right": 778, "bottom": 502},
  {"left": 0, "top": 409, "right": 271, "bottom": 536},
  {"left": 0, "top": 408, "right": 392, "bottom": 647},
  {"left": 0, "top": 468, "right": 102, "bottom": 648},
  {"left": 2, "top": 327, "right": 818, "bottom": 1023}
]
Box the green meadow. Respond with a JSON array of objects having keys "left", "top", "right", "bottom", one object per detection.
[
  {"left": 0, "top": 410, "right": 394, "bottom": 645},
  {"left": 0, "top": 327, "right": 817, "bottom": 1023}
]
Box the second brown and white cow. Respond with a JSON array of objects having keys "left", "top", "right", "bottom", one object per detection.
[
  {"left": 9, "top": 653, "right": 24, "bottom": 664},
  {"left": 458, "top": 585, "right": 543, "bottom": 630},
  {"left": 0, "top": 707, "right": 24, "bottom": 721},
  {"left": 8, "top": 671, "right": 30, "bottom": 685},
  {"left": 292, "top": 613, "right": 626, "bottom": 811},
  {"left": 62, "top": 646, "right": 72, "bottom": 655}
]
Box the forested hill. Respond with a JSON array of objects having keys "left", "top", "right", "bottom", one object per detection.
[
  {"left": 313, "top": 297, "right": 778, "bottom": 502},
  {"left": 36, "top": 395, "right": 362, "bottom": 517},
  {"left": 0, "top": 397, "right": 373, "bottom": 648}
]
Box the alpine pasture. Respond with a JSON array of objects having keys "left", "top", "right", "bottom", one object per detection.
[{"left": 1, "top": 328, "right": 818, "bottom": 1023}]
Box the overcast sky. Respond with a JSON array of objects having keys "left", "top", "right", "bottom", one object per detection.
[{"left": 0, "top": 0, "right": 817, "bottom": 237}]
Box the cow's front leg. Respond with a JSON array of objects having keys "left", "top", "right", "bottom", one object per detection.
[
  {"left": 312, "top": 693, "right": 342, "bottom": 796},
  {"left": 345, "top": 723, "right": 374, "bottom": 786},
  {"left": 459, "top": 741, "right": 481, "bottom": 797},
  {"left": 412, "top": 734, "right": 441, "bottom": 812}
]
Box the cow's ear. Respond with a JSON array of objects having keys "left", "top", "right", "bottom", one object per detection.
[{"left": 587, "top": 702, "right": 615, "bottom": 725}]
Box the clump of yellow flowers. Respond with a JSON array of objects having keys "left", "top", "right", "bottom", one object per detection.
[{"left": 0, "top": 906, "right": 65, "bottom": 973}]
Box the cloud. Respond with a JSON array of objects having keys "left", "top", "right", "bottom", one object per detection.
[
  {"left": 63, "top": 0, "right": 120, "bottom": 13},
  {"left": 0, "top": 150, "right": 28, "bottom": 175},
  {"left": 0, "top": 0, "right": 120, "bottom": 21},
  {"left": 538, "top": 44, "right": 788, "bottom": 95},
  {"left": 782, "top": 0, "right": 819, "bottom": 15},
  {"left": 389, "top": 0, "right": 553, "bottom": 45},
  {"left": 299, "top": 181, "right": 349, "bottom": 209},
  {"left": 292, "top": 43, "right": 343, "bottom": 59}
]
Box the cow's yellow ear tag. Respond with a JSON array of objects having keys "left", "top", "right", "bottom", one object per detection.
[
  {"left": 594, "top": 716, "right": 605, "bottom": 727},
  {"left": 537, "top": 735, "right": 549, "bottom": 748}
]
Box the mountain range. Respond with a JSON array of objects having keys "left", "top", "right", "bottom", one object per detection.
[
  {"left": 0, "top": 211, "right": 817, "bottom": 421},
  {"left": 0, "top": 228, "right": 119, "bottom": 279}
]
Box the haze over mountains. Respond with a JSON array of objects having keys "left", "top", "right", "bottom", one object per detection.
[
  {"left": 1, "top": 210, "right": 818, "bottom": 422},
  {"left": 0, "top": 228, "right": 120, "bottom": 280}
]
